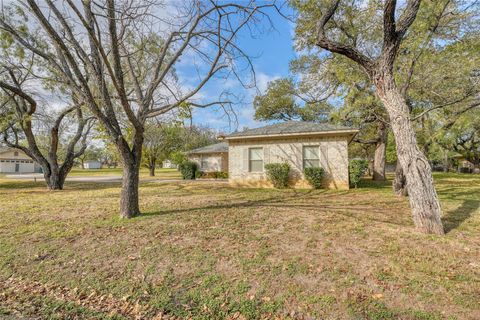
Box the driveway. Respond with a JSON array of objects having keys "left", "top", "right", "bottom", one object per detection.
[{"left": 5, "top": 173, "right": 122, "bottom": 183}]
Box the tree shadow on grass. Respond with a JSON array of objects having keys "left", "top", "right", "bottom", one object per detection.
[
  {"left": 139, "top": 189, "right": 316, "bottom": 218},
  {"left": 138, "top": 188, "right": 412, "bottom": 228},
  {"left": 442, "top": 199, "right": 480, "bottom": 233}
]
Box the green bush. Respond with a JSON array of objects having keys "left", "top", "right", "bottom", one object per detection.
[
  {"left": 195, "top": 171, "right": 229, "bottom": 179},
  {"left": 304, "top": 167, "right": 325, "bottom": 189},
  {"left": 349, "top": 159, "right": 369, "bottom": 188},
  {"left": 265, "top": 163, "right": 290, "bottom": 189},
  {"left": 195, "top": 170, "right": 202, "bottom": 179},
  {"left": 178, "top": 161, "right": 198, "bottom": 180},
  {"left": 214, "top": 171, "right": 228, "bottom": 179}
]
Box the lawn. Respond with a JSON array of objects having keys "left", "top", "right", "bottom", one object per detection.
[{"left": 0, "top": 173, "right": 478, "bottom": 319}]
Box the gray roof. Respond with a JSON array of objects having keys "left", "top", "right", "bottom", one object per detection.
[
  {"left": 187, "top": 142, "right": 228, "bottom": 154},
  {"left": 224, "top": 121, "right": 357, "bottom": 139}
]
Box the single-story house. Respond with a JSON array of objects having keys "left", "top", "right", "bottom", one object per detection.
[
  {"left": 0, "top": 147, "right": 40, "bottom": 173},
  {"left": 187, "top": 142, "right": 228, "bottom": 172},
  {"left": 162, "top": 159, "right": 177, "bottom": 169},
  {"left": 188, "top": 121, "right": 358, "bottom": 189},
  {"left": 83, "top": 160, "right": 102, "bottom": 169}
]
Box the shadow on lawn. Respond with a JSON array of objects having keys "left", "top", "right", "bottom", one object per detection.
[
  {"left": 140, "top": 189, "right": 315, "bottom": 217},
  {"left": 442, "top": 199, "right": 480, "bottom": 233},
  {"left": 140, "top": 188, "right": 412, "bottom": 228}
]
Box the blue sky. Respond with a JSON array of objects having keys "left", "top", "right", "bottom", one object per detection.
[{"left": 178, "top": 7, "right": 297, "bottom": 134}]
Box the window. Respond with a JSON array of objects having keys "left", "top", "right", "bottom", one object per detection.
[
  {"left": 249, "top": 147, "right": 263, "bottom": 172},
  {"left": 201, "top": 156, "right": 209, "bottom": 170},
  {"left": 303, "top": 146, "right": 320, "bottom": 168},
  {"left": 13, "top": 151, "right": 18, "bottom": 157}
]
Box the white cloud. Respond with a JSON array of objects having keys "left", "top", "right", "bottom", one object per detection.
[{"left": 255, "top": 71, "right": 280, "bottom": 93}]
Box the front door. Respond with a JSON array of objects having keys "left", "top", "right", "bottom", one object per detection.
[{"left": 15, "top": 163, "right": 20, "bottom": 172}]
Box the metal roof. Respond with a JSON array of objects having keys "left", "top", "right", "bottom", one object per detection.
[
  {"left": 223, "top": 121, "right": 358, "bottom": 139},
  {"left": 187, "top": 142, "right": 228, "bottom": 154}
]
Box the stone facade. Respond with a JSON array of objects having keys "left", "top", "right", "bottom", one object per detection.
[
  {"left": 189, "top": 152, "right": 228, "bottom": 172},
  {"left": 227, "top": 135, "right": 350, "bottom": 189}
]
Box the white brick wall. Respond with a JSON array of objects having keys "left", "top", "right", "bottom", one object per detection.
[{"left": 188, "top": 153, "right": 228, "bottom": 172}]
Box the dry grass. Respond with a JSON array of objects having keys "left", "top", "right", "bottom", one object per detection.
[
  {"left": 68, "top": 167, "right": 181, "bottom": 179},
  {"left": 0, "top": 173, "right": 479, "bottom": 319}
]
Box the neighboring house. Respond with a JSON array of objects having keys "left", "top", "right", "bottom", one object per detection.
[
  {"left": 187, "top": 142, "right": 229, "bottom": 172},
  {"left": 83, "top": 160, "right": 102, "bottom": 169},
  {"left": 0, "top": 147, "right": 40, "bottom": 173},
  {"left": 162, "top": 159, "right": 177, "bottom": 169}
]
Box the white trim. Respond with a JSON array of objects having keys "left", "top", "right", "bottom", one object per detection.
[
  {"left": 223, "top": 129, "right": 359, "bottom": 141},
  {"left": 248, "top": 147, "right": 264, "bottom": 172}
]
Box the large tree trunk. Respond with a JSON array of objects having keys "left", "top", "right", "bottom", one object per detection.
[
  {"left": 42, "top": 164, "right": 66, "bottom": 190},
  {"left": 118, "top": 135, "right": 143, "bottom": 219},
  {"left": 373, "top": 122, "right": 387, "bottom": 181},
  {"left": 120, "top": 161, "right": 141, "bottom": 218},
  {"left": 45, "top": 172, "right": 63, "bottom": 190},
  {"left": 374, "top": 73, "right": 444, "bottom": 235},
  {"left": 393, "top": 162, "right": 408, "bottom": 197}
]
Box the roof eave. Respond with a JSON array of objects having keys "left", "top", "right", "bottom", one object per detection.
[
  {"left": 224, "top": 129, "right": 360, "bottom": 141},
  {"left": 187, "top": 150, "right": 228, "bottom": 155}
]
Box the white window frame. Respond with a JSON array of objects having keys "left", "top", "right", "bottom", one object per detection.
[
  {"left": 303, "top": 145, "right": 320, "bottom": 169},
  {"left": 248, "top": 147, "right": 264, "bottom": 172}
]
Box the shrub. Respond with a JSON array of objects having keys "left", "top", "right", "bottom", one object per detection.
[
  {"left": 195, "top": 170, "right": 202, "bottom": 179},
  {"left": 304, "top": 167, "right": 325, "bottom": 189},
  {"left": 195, "top": 171, "right": 229, "bottom": 179},
  {"left": 178, "top": 161, "right": 197, "bottom": 180},
  {"left": 215, "top": 171, "right": 228, "bottom": 179},
  {"left": 349, "top": 159, "right": 369, "bottom": 188},
  {"left": 265, "top": 163, "right": 290, "bottom": 189}
]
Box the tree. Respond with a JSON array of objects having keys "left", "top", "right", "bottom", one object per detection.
[
  {"left": 143, "top": 123, "right": 219, "bottom": 175},
  {"left": 143, "top": 123, "right": 184, "bottom": 176},
  {"left": 1, "top": 0, "right": 271, "bottom": 218},
  {"left": 293, "top": 0, "right": 449, "bottom": 234},
  {"left": 0, "top": 69, "right": 93, "bottom": 190},
  {"left": 253, "top": 78, "right": 331, "bottom": 122}
]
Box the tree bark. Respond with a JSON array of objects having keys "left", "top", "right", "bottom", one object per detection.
[
  {"left": 393, "top": 162, "right": 408, "bottom": 197},
  {"left": 374, "top": 72, "right": 444, "bottom": 235},
  {"left": 46, "top": 174, "right": 64, "bottom": 190},
  {"left": 149, "top": 156, "right": 156, "bottom": 177},
  {"left": 373, "top": 122, "right": 387, "bottom": 181},
  {"left": 120, "top": 161, "right": 141, "bottom": 218},
  {"left": 118, "top": 133, "right": 143, "bottom": 219}
]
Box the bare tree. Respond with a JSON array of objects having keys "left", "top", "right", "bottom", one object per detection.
[
  {"left": 0, "top": 0, "right": 273, "bottom": 217},
  {"left": 312, "top": 0, "right": 446, "bottom": 234}
]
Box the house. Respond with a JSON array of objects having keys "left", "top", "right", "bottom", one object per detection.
[
  {"left": 188, "top": 121, "right": 358, "bottom": 189},
  {"left": 83, "top": 160, "right": 102, "bottom": 169},
  {"left": 0, "top": 147, "right": 39, "bottom": 173},
  {"left": 187, "top": 142, "right": 228, "bottom": 172},
  {"left": 162, "top": 159, "right": 177, "bottom": 169}
]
